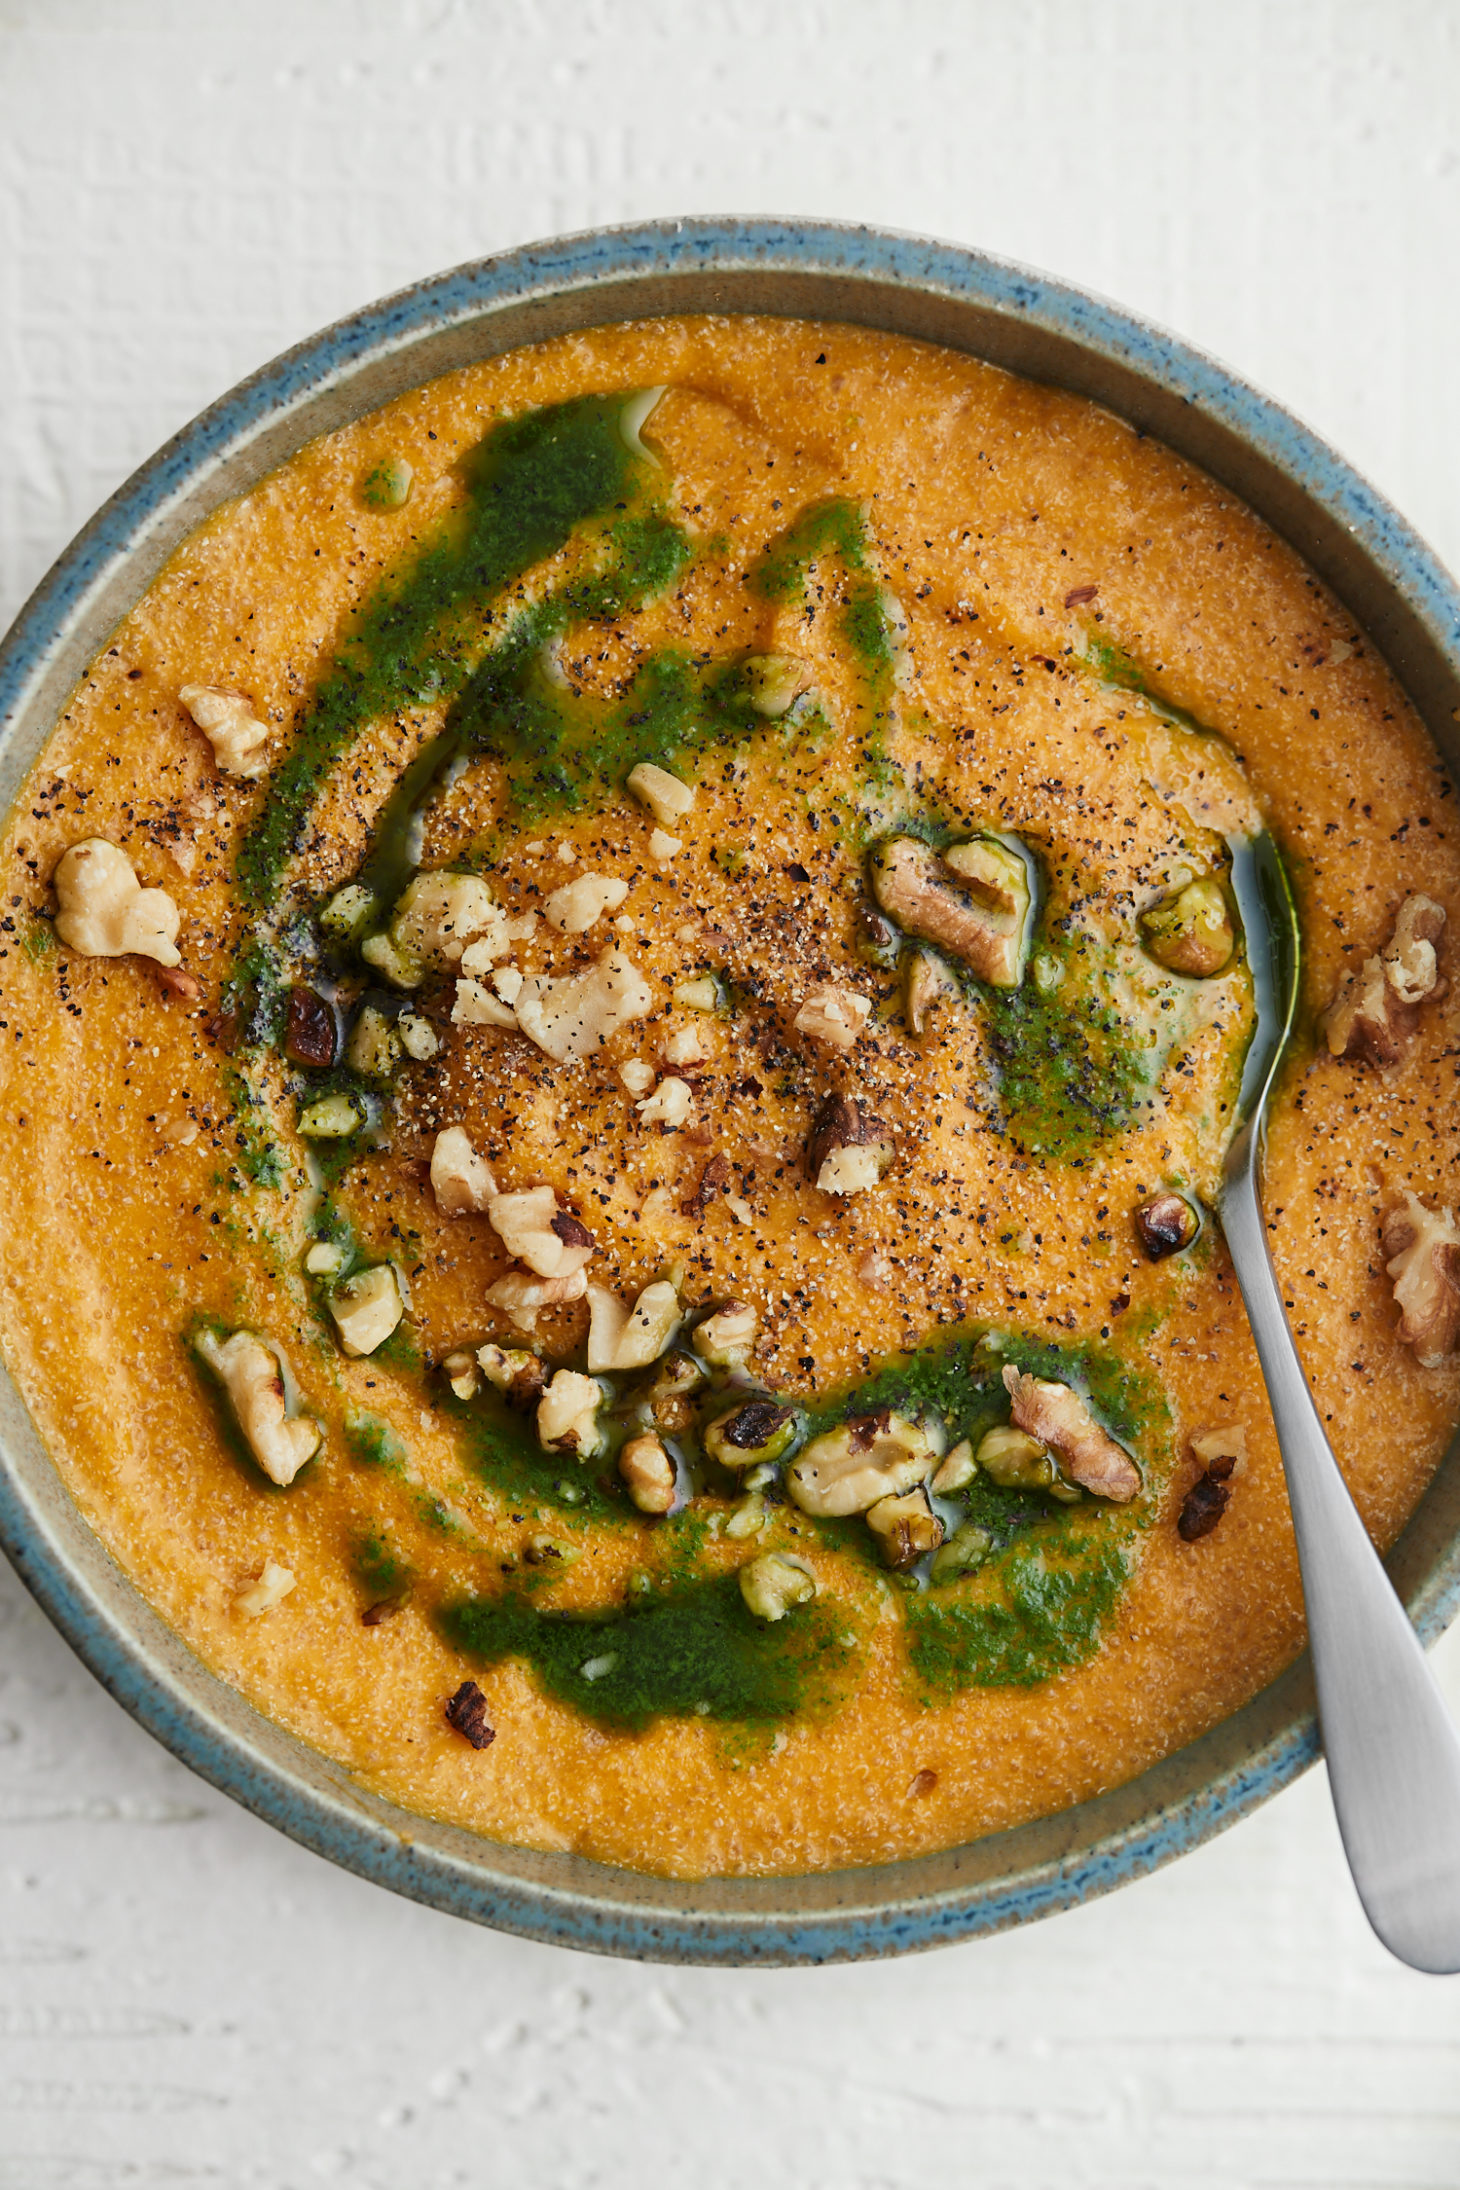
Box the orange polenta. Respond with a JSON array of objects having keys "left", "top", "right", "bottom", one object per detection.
[{"left": 0, "top": 315, "right": 1456, "bottom": 1880}]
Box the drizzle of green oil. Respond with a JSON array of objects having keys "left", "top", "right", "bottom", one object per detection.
[
  {"left": 344, "top": 1408, "right": 408, "bottom": 1474},
  {"left": 355, "top": 1526, "right": 412, "bottom": 1605},
  {"left": 979, "top": 946, "right": 1153, "bottom": 1161},
  {"left": 440, "top": 1570, "right": 858, "bottom": 1731},
  {"left": 906, "top": 1523, "right": 1130, "bottom": 1691},
  {"left": 456, "top": 1397, "right": 630, "bottom": 1522},
  {"left": 235, "top": 394, "right": 659, "bottom": 908},
  {"left": 807, "top": 1321, "right": 1163, "bottom": 1686}
]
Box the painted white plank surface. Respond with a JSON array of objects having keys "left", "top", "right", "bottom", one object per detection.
[{"left": 2, "top": 3, "right": 1460, "bottom": 2183}]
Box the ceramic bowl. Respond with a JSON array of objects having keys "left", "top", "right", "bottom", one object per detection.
[{"left": 3, "top": 218, "right": 1459, "bottom": 1964}]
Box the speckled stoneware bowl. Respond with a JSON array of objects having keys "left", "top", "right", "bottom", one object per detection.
[{"left": 3, "top": 218, "right": 1460, "bottom": 1964}]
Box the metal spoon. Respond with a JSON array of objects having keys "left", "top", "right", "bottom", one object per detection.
[{"left": 1221, "top": 835, "right": 1460, "bottom": 1971}]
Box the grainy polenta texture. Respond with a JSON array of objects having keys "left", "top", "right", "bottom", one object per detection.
[{"left": 1, "top": 317, "right": 1456, "bottom": 1880}]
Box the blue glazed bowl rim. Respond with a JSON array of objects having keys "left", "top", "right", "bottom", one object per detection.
[{"left": 1, "top": 214, "right": 1458, "bottom": 1964}]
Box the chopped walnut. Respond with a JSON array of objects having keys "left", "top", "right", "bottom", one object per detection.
[
  {"left": 487, "top": 1186, "right": 594, "bottom": 1280},
  {"left": 1002, "top": 1365, "right": 1140, "bottom": 1502},
  {"left": 1135, "top": 1191, "right": 1200, "bottom": 1260},
  {"left": 586, "top": 1279, "right": 680, "bottom": 1372},
  {"left": 452, "top": 979, "right": 519, "bottom": 1029},
  {"left": 1323, "top": 894, "right": 1447, "bottom": 1066},
  {"left": 649, "top": 830, "right": 682, "bottom": 864},
  {"left": 429, "top": 1125, "right": 497, "bottom": 1216},
  {"left": 329, "top": 1266, "right": 403, "bottom": 1358},
  {"left": 739, "top": 1552, "right": 817, "bottom": 1621},
  {"left": 637, "top": 1075, "right": 695, "bottom": 1128},
  {"left": 740, "top": 654, "right": 813, "bottom": 718},
  {"left": 444, "top": 1680, "right": 495, "bottom": 1750},
  {"left": 794, "top": 982, "right": 871, "bottom": 1052},
  {"left": 53, "top": 840, "right": 181, "bottom": 967},
  {"left": 871, "top": 835, "right": 1029, "bottom": 988},
  {"left": 514, "top": 945, "right": 655, "bottom": 1062},
  {"left": 619, "top": 1057, "right": 656, "bottom": 1095},
  {"left": 476, "top": 1342, "right": 547, "bottom": 1410},
  {"left": 663, "top": 1022, "right": 705, "bottom": 1068},
  {"left": 693, "top": 1299, "right": 758, "bottom": 1367},
  {"left": 866, "top": 1486, "right": 944, "bottom": 1568},
  {"left": 905, "top": 949, "right": 958, "bottom": 1035},
  {"left": 1189, "top": 1425, "right": 1247, "bottom": 1477},
  {"left": 628, "top": 760, "right": 695, "bottom": 825},
  {"left": 443, "top": 1349, "right": 479, "bottom": 1400},
  {"left": 194, "top": 1330, "right": 320, "bottom": 1486},
  {"left": 364, "top": 873, "right": 506, "bottom": 989},
  {"left": 806, "top": 1093, "right": 894, "bottom": 1196},
  {"left": 543, "top": 872, "right": 630, "bottom": 933},
  {"left": 787, "top": 1411, "right": 935, "bottom": 1518},
  {"left": 179, "top": 685, "right": 271, "bottom": 778},
  {"left": 233, "top": 1560, "right": 296, "bottom": 1616},
  {"left": 619, "top": 1431, "right": 677, "bottom": 1515},
  {"left": 485, "top": 1267, "right": 587, "bottom": 1333},
  {"left": 1382, "top": 1191, "right": 1460, "bottom": 1366},
  {"left": 536, "top": 1368, "right": 604, "bottom": 1458}
]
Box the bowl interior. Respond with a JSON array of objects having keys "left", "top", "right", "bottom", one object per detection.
[{"left": 3, "top": 218, "right": 1460, "bottom": 1963}]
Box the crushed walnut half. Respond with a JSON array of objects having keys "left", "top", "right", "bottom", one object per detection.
[
  {"left": 179, "top": 685, "right": 271, "bottom": 778},
  {"left": 793, "top": 982, "right": 871, "bottom": 1052},
  {"left": 1382, "top": 1191, "right": 1460, "bottom": 1367},
  {"left": 806, "top": 1093, "right": 894, "bottom": 1196},
  {"left": 1323, "top": 894, "right": 1447, "bottom": 1066},
  {"left": 194, "top": 1330, "right": 320, "bottom": 1486},
  {"left": 53, "top": 839, "right": 182, "bottom": 967},
  {"left": 1001, "top": 1366, "right": 1140, "bottom": 1502}
]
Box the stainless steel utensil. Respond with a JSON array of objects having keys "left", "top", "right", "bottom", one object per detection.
[{"left": 1223, "top": 836, "right": 1460, "bottom": 1971}]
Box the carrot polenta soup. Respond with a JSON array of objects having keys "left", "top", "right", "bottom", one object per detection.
[{"left": 3, "top": 318, "right": 1459, "bottom": 1879}]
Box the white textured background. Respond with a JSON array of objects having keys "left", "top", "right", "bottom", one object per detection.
[{"left": 3, "top": 2, "right": 1460, "bottom": 2184}]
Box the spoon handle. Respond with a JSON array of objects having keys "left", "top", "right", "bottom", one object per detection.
[{"left": 1222, "top": 1165, "right": 1460, "bottom": 1972}]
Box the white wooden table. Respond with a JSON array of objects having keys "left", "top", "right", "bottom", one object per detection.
[{"left": 3, "top": 4, "right": 1460, "bottom": 2182}]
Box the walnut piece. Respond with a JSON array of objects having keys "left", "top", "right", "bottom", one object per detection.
[
  {"left": 585, "top": 1279, "right": 680, "bottom": 1372},
  {"left": 514, "top": 945, "right": 655, "bottom": 1062},
  {"left": 452, "top": 979, "right": 519, "bottom": 1029},
  {"left": 871, "top": 835, "right": 1029, "bottom": 988},
  {"left": 233, "top": 1560, "right": 296, "bottom": 1617},
  {"left": 430, "top": 1127, "right": 497, "bottom": 1217},
  {"left": 619, "top": 1431, "right": 677, "bottom": 1515},
  {"left": 329, "top": 1266, "right": 403, "bottom": 1358},
  {"left": 53, "top": 840, "right": 181, "bottom": 967},
  {"left": 476, "top": 1342, "right": 547, "bottom": 1410},
  {"left": 364, "top": 873, "right": 506, "bottom": 989},
  {"left": 905, "top": 949, "right": 958, "bottom": 1035},
  {"left": 787, "top": 1411, "right": 935, "bottom": 1518},
  {"left": 1001, "top": 1365, "right": 1140, "bottom": 1502},
  {"left": 739, "top": 1552, "right": 817, "bottom": 1621},
  {"left": 692, "top": 1299, "right": 757, "bottom": 1368},
  {"left": 488, "top": 1185, "right": 594, "bottom": 1280},
  {"left": 806, "top": 1093, "right": 894, "bottom": 1196},
  {"left": 637, "top": 1075, "right": 695, "bottom": 1128},
  {"left": 628, "top": 761, "right": 695, "bottom": 825},
  {"left": 794, "top": 982, "right": 871, "bottom": 1051},
  {"left": 179, "top": 685, "right": 271, "bottom": 778},
  {"left": 485, "top": 1267, "right": 587, "bottom": 1333},
  {"left": 1323, "top": 894, "right": 1447, "bottom": 1066},
  {"left": 194, "top": 1330, "right": 320, "bottom": 1486},
  {"left": 866, "top": 1486, "right": 944, "bottom": 1568},
  {"left": 1382, "top": 1190, "right": 1460, "bottom": 1367},
  {"left": 536, "top": 1368, "right": 604, "bottom": 1457},
  {"left": 543, "top": 872, "right": 630, "bottom": 933}
]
